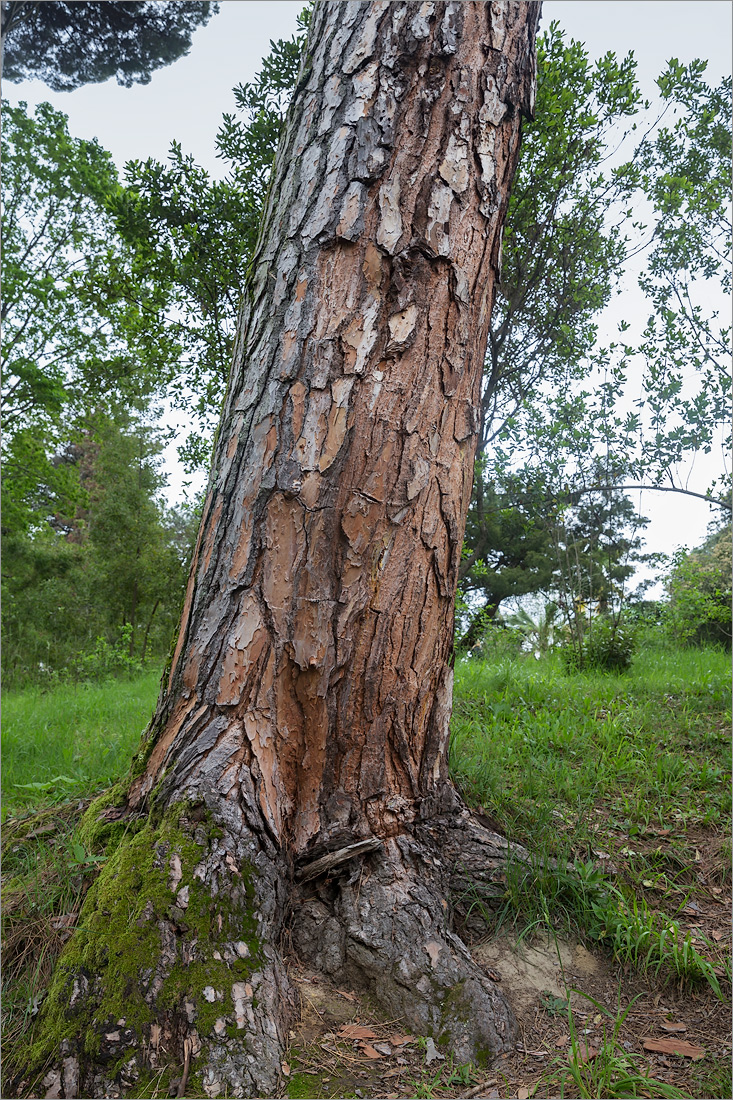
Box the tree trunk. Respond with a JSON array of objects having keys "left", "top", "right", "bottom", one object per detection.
[{"left": 28, "top": 4, "right": 540, "bottom": 1097}]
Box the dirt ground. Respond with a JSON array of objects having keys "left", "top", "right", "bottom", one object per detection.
[{"left": 284, "top": 927, "right": 731, "bottom": 1099}]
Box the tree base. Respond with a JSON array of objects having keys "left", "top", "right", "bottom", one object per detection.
[
  {"left": 21, "top": 797, "right": 530, "bottom": 1098},
  {"left": 291, "top": 831, "right": 517, "bottom": 1065}
]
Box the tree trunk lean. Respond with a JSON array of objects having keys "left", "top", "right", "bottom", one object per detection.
[{"left": 31, "top": 5, "right": 540, "bottom": 1097}]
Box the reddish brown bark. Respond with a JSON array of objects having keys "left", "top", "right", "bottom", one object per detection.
[
  {"left": 131, "top": 0, "right": 539, "bottom": 862},
  {"left": 29, "top": 6, "right": 541, "bottom": 1097}
]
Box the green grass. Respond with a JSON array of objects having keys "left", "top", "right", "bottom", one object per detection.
[
  {"left": 547, "top": 991, "right": 689, "bottom": 1098},
  {"left": 450, "top": 645, "right": 731, "bottom": 997},
  {"left": 1, "top": 646, "right": 729, "bottom": 1097},
  {"left": 450, "top": 646, "right": 731, "bottom": 843},
  {"left": 1, "top": 671, "right": 161, "bottom": 815}
]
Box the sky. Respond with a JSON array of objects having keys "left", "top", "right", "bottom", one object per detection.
[{"left": 5, "top": 0, "right": 731, "bottom": 585}]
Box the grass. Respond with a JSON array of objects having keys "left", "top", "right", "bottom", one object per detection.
[
  {"left": 450, "top": 645, "right": 731, "bottom": 1002},
  {"left": 1, "top": 644, "right": 730, "bottom": 1099},
  {"left": 549, "top": 991, "right": 689, "bottom": 1099},
  {"left": 1, "top": 671, "right": 161, "bottom": 816},
  {"left": 451, "top": 646, "right": 730, "bottom": 841}
]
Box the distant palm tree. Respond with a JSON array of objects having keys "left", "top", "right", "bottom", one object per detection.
[{"left": 501, "top": 601, "right": 560, "bottom": 657}]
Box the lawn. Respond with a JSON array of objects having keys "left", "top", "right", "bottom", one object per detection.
[{"left": 1, "top": 646, "right": 730, "bottom": 1099}]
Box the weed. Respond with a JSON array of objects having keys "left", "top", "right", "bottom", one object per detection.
[
  {"left": 407, "top": 1057, "right": 475, "bottom": 1097},
  {"left": 547, "top": 991, "right": 688, "bottom": 1098},
  {"left": 589, "top": 888, "right": 725, "bottom": 999}
]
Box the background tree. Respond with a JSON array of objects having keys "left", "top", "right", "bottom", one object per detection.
[
  {"left": 29, "top": 5, "right": 541, "bottom": 1096},
  {"left": 1, "top": 99, "right": 180, "bottom": 539},
  {"left": 1, "top": 408, "right": 191, "bottom": 685},
  {"left": 1, "top": 1, "right": 219, "bottom": 89},
  {"left": 665, "top": 524, "right": 732, "bottom": 648}
]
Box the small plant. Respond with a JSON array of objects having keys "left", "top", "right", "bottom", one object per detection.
[
  {"left": 588, "top": 888, "right": 724, "bottom": 999},
  {"left": 548, "top": 991, "right": 687, "bottom": 1098},
  {"left": 407, "top": 1056, "right": 475, "bottom": 1098},
  {"left": 68, "top": 624, "right": 146, "bottom": 683}
]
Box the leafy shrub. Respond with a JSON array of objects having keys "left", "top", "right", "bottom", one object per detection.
[
  {"left": 67, "top": 625, "right": 145, "bottom": 683},
  {"left": 465, "top": 622, "right": 527, "bottom": 662},
  {"left": 560, "top": 617, "right": 636, "bottom": 673},
  {"left": 664, "top": 527, "right": 732, "bottom": 649}
]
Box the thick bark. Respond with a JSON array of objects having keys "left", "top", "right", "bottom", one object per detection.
[
  {"left": 27, "top": 4, "right": 540, "bottom": 1097},
  {"left": 132, "top": 0, "right": 538, "bottom": 856}
]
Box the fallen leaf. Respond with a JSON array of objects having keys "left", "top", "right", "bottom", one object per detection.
[
  {"left": 518, "top": 1088, "right": 530, "bottom": 1100},
  {"left": 659, "top": 1022, "right": 687, "bottom": 1033},
  {"left": 570, "top": 1041, "right": 598, "bottom": 1064},
  {"left": 372, "top": 1042, "right": 392, "bottom": 1056},
  {"left": 26, "top": 823, "right": 56, "bottom": 839},
  {"left": 280, "top": 1063, "right": 290, "bottom": 1077},
  {"left": 711, "top": 930, "right": 727, "bottom": 942},
  {"left": 389, "top": 1034, "right": 414, "bottom": 1046},
  {"left": 338, "top": 1024, "right": 378, "bottom": 1040},
  {"left": 555, "top": 1035, "right": 570, "bottom": 1048},
  {"left": 642, "top": 1038, "right": 705, "bottom": 1060},
  {"left": 50, "top": 913, "right": 77, "bottom": 931},
  {"left": 359, "top": 1043, "right": 382, "bottom": 1059},
  {"left": 336, "top": 989, "right": 358, "bottom": 1001}
]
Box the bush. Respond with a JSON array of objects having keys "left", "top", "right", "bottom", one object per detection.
[
  {"left": 464, "top": 622, "right": 527, "bottom": 662},
  {"left": 560, "top": 617, "right": 636, "bottom": 673},
  {"left": 66, "top": 625, "right": 146, "bottom": 683},
  {"left": 664, "top": 527, "right": 732, "bottom": 649}
]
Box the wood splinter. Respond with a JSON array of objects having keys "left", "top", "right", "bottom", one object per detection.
[{"left": 296, "top": 837, "right": 383, "bottom": 883}]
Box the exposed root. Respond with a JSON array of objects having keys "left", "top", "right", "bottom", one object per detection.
[{"left": 290, "top": 831, "right": 518, "bottom": 1065}]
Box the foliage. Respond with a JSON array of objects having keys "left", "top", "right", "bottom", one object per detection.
[
  {"left": 1, "top": 99, "right": 179, "bottom": 538},
  {"left": 458, "top": 463, "right": 652, "bottom": 652},
  {"left": 111, "top": 8, "right": 311, "bottom": 471},
  {"left": 501, "top": 601, "right": 561, "bottom": 657},
  {"left": 631, "top": 62, "right": 732, "bottom": 501},
  {"left": 559, "top": 617, "right": 637, "bottom": 674},
  {"left": 483, "top": 22, "right": 642, "bottom": 448},
  {"left": 1, "top": 410, "right": 194, "bottom": 687},
  {"left": 1, "top": 1, "right": 218, "bottom": 90},
  {"left": 459, "top": 465, "right": 558, "bottom": 641},
  {"left": 664, "top": 525, "right": 732, "bottom": 648},
  {"left": 462, "top": 45, "right": 731, "bottom": 637}
]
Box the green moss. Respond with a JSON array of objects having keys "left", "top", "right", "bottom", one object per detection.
[
  {"left": 28, "top": 801, "right": 263, "bottom": 1082},
  {"left": 288, "top": 1070, "right": 325, "bottom": 1099},
  {"left": 76, "top": 782, "right": 134, "bottom": 855}
]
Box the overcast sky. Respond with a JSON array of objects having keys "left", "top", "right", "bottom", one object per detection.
[{"left": 5, "top": 0, "right": 731, "bottom": 579}]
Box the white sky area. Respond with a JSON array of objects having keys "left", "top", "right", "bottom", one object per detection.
[{"left": 5, "top": 0, "right": 732, "bottom": 591}]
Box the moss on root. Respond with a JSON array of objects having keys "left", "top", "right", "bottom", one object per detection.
[{"left": 28, "top": 801, "right": 262, "bottom": 1085}]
